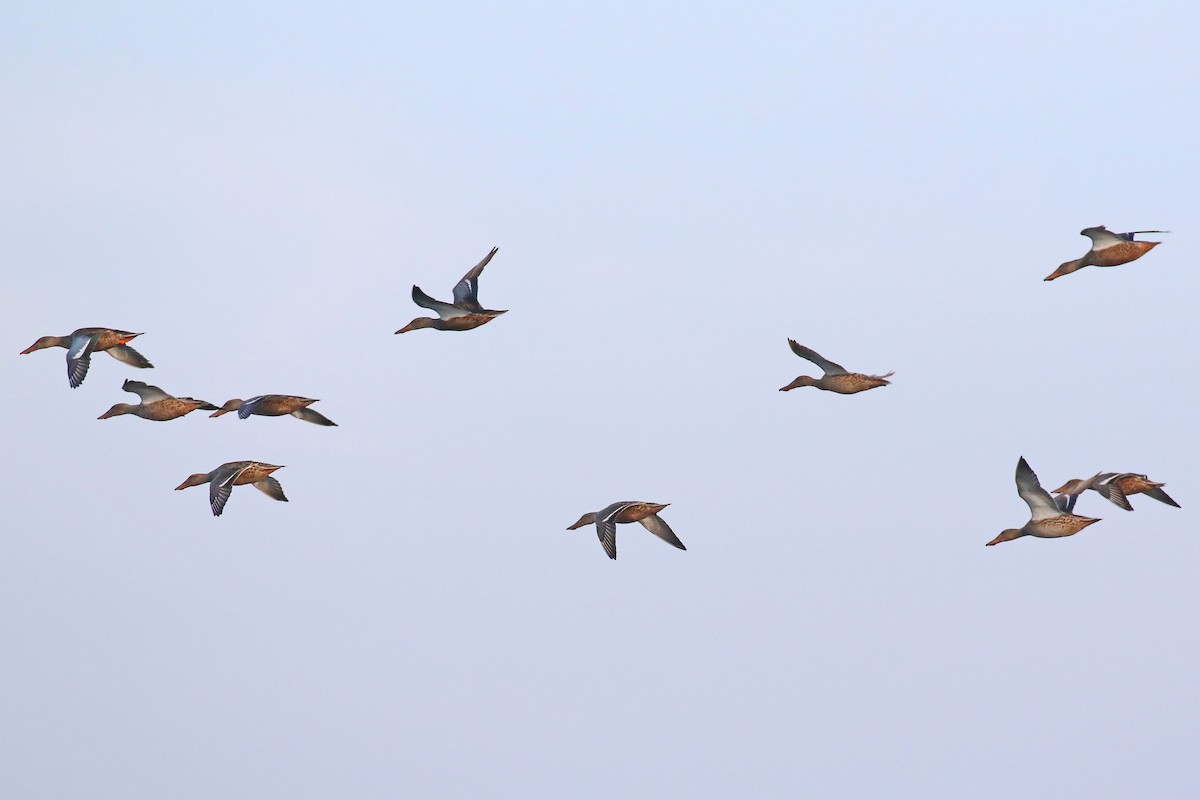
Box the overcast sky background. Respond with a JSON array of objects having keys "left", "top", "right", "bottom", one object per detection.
[{"left": 3, "top": 2, "right": 1198, "bottom": 797}]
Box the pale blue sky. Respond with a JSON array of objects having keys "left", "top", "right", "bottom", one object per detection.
[{"left": 3, "top": 2, "right": 1198, "bottom": 797}]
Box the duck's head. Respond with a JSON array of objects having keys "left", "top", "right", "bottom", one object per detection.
[
  {"left": 209, "top": 399, "right": 243, "bottom": 417},
  {"left": 395, "top": 318, "right": 435, "bottom": 334},
  {"left": 986, "top": 528, "right": 1024, "bottom": 546},
  {"left": 779, "top": 375, "right": 818, "bottom": 391},
  {"left": 20, "top": 335, "right": 64, "bottom": 354},
  {"left": 1044, "top": 258, "right": 1085, "bottom": 281},
  {"left": 566, "top": 512, "right": 598, "bottom": 530},
  {"left": 98, "top": 403, "right": 136, "bottom": 419},
  {"left": 175, "top": 473, "right": 212, "bottom": 490}
]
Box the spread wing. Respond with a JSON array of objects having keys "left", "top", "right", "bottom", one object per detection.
[
  {"left": 412, "top": 285, "right": 468, "bottom": 319},
  {"left": 452, "top": 247, "right": 499, "bottom": 312},
  {"left": 210, "top": 464, "right": 251, "bottom": 516},
  {"left": 253, "top": 476, "right": 288, "bottom": 502},
  {"left": 787, "top": 340, "right": 848, "bottom": 375},
  {"left": 1116, "top": 230, "right": 1168, "bottom": 241},
  {"left": 638, "top": 514, "right": 687, "bottom": 551},
  {"left": 122, "top": 379, "right": 172, "bottom": 403},
  {"left": 238, "top": 395, "right": 269, "bottom": 419},
  {"left": 1015, "top": 457, "right": 1061, "bottom": 521},
  {"left": 1143, "top": 486, "right": 1181, "bottom": 508},
  {"left": 106, "top": 344, "right": 153, "bottom": 369},
  {"left": 1092, "top": 478, "right": 1134, "bottom": 511},
  {"left": 291, "top": 407, "right": 337, "bottom": 426},
  {"left": 1081, "top": 226, "right": 1127, "bottom": 250},
  {"left": 66, "top": 332, "right": 99, "bottom": 388},
  {"left": 178, "top": 398, "right": 218, "bottom": 411},
  {"left": 594, "top": 519, "right": 617, "bottom": 559},
  {"left": 595, "top": 502, "right": 627, "bottom": 560}
]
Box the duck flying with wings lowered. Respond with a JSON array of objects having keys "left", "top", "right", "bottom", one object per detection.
[
  {"left": 175, "top": 461, "right": 288, "bottom": 517},
  {"left": 566, "top": 501, "right": 686, "bottom": 560},
  {"left": 210, "top": 395, "right": 336, "bottom": 426},
  {"left": 20, "top": 327, "right": 153, "bottom": 388}
]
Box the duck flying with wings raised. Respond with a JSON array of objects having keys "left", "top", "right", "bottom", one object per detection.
[{"left": 395, "top": 247, "right": 508, "bottom": 333}]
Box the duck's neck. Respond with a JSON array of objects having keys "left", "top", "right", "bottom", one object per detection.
[{"left": 177, "top": 473, "right": 214, "bottom": 490}]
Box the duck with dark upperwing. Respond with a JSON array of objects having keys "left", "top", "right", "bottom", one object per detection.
[
  {"left": 1044, "top": 226, "right": 1167, "bottom": 281},
  {"left": 1054, "top": 472, "right": 1179, "bottom": 512},
  {"left": 20, "top": 327, "right": 153, "bottom": 388},
  {"left": 1050, "top": 473, "right": 1133, "bottom": 513},
  {"left": 566, "top": 501, "right": 686, "bottom": 560},
  {"left": 98, "top": 380, "right": 217, "bottom": 421},
  {"left": 987, "top": 457, "right": 1101, "bottom": 546},
  {"left": 779, "top": 340, "right": 892, "bottom": 394},
  {"left": 210, "top": 395, "right": 337, "bottom": 426},
  {"left": 395, "top": 246, "right": 507, "bottom": 333},
  {"left": 175, "top": 461, "right": 287, "bottom": 517}
]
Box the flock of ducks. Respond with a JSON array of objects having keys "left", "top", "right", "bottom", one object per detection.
[
  {"left": 21, "top": 227, "right": 1180, "bottom": 555},
  {"left": 982, "top": 226, "right": 1181, "bottom": 546}
]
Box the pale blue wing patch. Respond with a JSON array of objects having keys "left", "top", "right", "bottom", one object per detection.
[
  {"left": 66, "top": 332, "right": 99, "bottom": 388},
  {"left": 412, "top": 285, "right": 468, "bottom": 319},
  {"left": 1081, "top": 226, "right": 1126, "bottom": 250},
  {"left": 452, "top": 246, "right": 498, "bottom": 311},
  {"left": 238, "top": 396, "right": 268, "bottom": 419}
]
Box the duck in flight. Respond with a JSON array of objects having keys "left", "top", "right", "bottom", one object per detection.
[
  {"left": 1052, "top": 472, "right": 1179, "bottom": 512},
  {"left": 566, "top": 501, "right": 686, "bottom": 560},
  {"left": 98, "top": 380, "right": 217, "bottom": 421},
  {"left": 20, "top": 327, "right": 153, "bottom": 388},
  {"left": 210, "top": 395, "right": 337, "bottom": 426},
  {"left": 395, "top": 246, "right": 508, "bottom": 333},
  {"left": 175, "top": 461, "right": 288, "bottom": 517},
  {"left": 1044, "top": 226, "right": 1167, "bottom": 281},
  {"left": 779, "top": 340, "right": 893, "bottom": 394},
  {"left": 987, "top": 457, "right": 1101, "bottom": 546}
]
